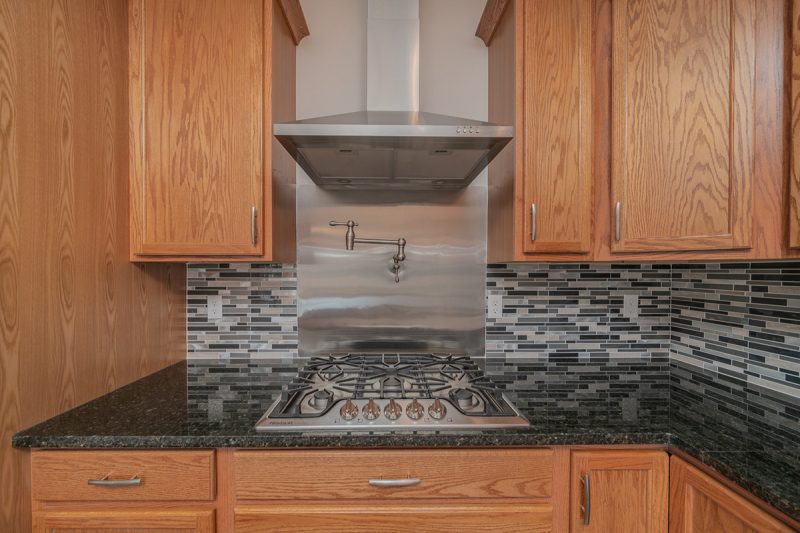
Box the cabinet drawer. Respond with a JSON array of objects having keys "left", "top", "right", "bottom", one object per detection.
[
  {"left": 234, "top": 449, "right": 552, "bottom": 501},
  {"left": 235, "top": 503, "right": 552, "bottom": 533},
  {"left": 31, "top": 450, "right": 215, "bottom": 501}
]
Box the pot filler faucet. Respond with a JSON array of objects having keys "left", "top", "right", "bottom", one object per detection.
[{"left": 329, "top": 220, "right": 407, "bottom": 283}]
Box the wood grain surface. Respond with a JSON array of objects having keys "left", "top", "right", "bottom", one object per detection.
[
  {"left": 669, "top": 456, "right": 794, "bottom": 533},
  {"left": 130, "top": 0, "right": 299, "bottom": 262},
  {"left": 486, "top": 0, "right": 519, "bottom": 262},
  {"left": 475, "top": 0, "right": 511, "bottom": 46},
  {"left": 267, "top": 0, "right": 298, "bottom": 263},
  {"left": 571, "top": 450, "right": 669, "bottom": 532},
  {"left": 137, "top": 0, "right": 263, "bottom": 256},
  {"left": 488, "top": 0, "right": 795, "bottom": 262},
  {"left": 234, "top": 449, "right": 553, "bottom": 501},
  {"left": 33, "top": 509, "right": 214, "bottom": 533},
  {"left": 791, "top": 0, "right": 800, "bottom": 249},
  {"left": 277, "top": 0, "right": 310, "bottom": 45},
  {"left": 611, "top": 0, "right": 755, "bottom": 252},
  {"left": 32, "top": 450, "right": 215, "bottom": 502},
  {"left": 235, "top": 503, "right": 552, "bottom": 533},
  {"left": 522, "top": 0, "right": 592, "bottom": 254},
  {"left": 0, "top": 1, "right": 185, "bottom": 530}
]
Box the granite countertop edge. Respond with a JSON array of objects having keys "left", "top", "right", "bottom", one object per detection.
[{"left": 10, "top": 431, "right": 674, "bottom": 450}]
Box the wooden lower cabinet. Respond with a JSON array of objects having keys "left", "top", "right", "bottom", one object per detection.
[
  {"left": 571, "top": 450, "right": 669, "bottom": 532},
  {"left": 669, "top": 456, "right": 793, "bottom": 533},
  {"left": 235, "top": 504, "right": 551, "bottom": 532},
  {"left": 29, "top": 448, "right": 797, "bottom": 532},
  {"left": 33, "top": 510, "right": 215, "bottom": 533}
]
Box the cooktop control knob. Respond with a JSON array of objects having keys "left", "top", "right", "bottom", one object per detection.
[
  {"left": 428, "top": 398, "right": 446, "bottom": 420},
  {"left": 362, "top": 399, "right": 380, "bottom": 420},
  {"left": 339, "top": 399, "right": 358, "bottom": 421},
  {"left": 384, "top": 399, "right": 402, "bottom": 420},
  {"left": 406, "top": 399, "right": 424, "bottom": 420}
]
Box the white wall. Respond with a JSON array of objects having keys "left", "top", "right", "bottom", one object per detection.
[
  {"left": 419, "top": 0, "right": 487, "bottom": 121},
  {"left": 296, "top": 0, "right": 367, "bottom": 119},
  {"left": 297, "top": 0, "right": 487, "bottom": 119}
]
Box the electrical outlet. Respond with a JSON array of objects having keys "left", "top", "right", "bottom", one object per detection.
[
  {"left": 488, "top": 294, "right": 503, "bottom": 319},
  {"left": 208, "top": 295, "right": 223, "bottom": 321},
  {"left": 623, "top": 294, "right": 639, "bottom": 319}
]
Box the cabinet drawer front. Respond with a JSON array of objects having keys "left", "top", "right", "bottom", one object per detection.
[
  {"left": 33, "top": 509, "right": 215, "bottom": 533},
  {"left": 235, "top": 503, "right": 552, "bottom": 533},
  {"left": 32, "top": 450, "right": 215, "bottom": 501},
  {"left": 234, "top": 449, "right": 552, "bottom": 501}
]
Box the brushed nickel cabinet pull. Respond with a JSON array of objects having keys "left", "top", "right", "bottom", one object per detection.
[
  {"left": 615, "top": 201, "right": 621, "bottom": 242},
  {"left": 581, "top": 473, "right": 591, "bottom": 525},
  {"left": 88, "top": 474, "right": 141, "bottom": 488},
  {"left": 251, "top": 206, "right": 257, "bottom": 246},
  {"left": 368, "top": 476, "right": 421, "bottom": 488},
  {"left": 531, "top": 203, "right": 537, "bottom": 241}
]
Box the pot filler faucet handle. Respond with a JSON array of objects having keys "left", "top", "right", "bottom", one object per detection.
[
  {"left": 392, "top": 238, "right": 407, "bottom": 283},
  {"left": 329, "top": 220, "right": 358, "bottom": 250}
]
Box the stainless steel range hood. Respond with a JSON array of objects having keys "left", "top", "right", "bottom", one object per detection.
[
  {"left": 274, "top": 0, "right": 512, "bottom": 191},
  {"left": 274, "top": 111, "right": 511, "bottom": 190}
]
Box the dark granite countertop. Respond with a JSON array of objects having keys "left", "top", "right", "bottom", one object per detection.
[{"left": 13, "top": 356, "right": 800, "bottom": 523}]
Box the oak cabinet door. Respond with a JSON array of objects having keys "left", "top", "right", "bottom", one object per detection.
[
  {"left": 130, "top": 0, "right": 264, "bottom": 257},
  {"left": 235, "top": 504, "right": 552, "bottom": 533},
  {"left": 521, "top": 0, "right": 592, "bottom": 254},
  {"left": 570, "top": 450, "right": 668, "bottom": 532},
  {"left": 33, "top": 510, "right": 214, "bottom": 533},
  {"left": 791, "top": 0, "right": 800, "bottom": 249},
  {"left": 669, "top": 456, "right": 793, "bottom": 533},
  {"left": 611, "top": 0, "right": 755, "bottom": 252}
]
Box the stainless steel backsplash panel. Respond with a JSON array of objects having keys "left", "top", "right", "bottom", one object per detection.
[{"left": 297, "top": 172, "right": 487, "bottom": 357}]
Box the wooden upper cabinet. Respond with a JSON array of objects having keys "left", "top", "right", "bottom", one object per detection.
[
  {"left": 669, "top": 456, "right": 794, "bottom": 533},
  {"left": 521, "top": 0, "right": 592, "bottom": 254},
  {"left": 791, "top": 0, "right": 800, "bottom": 249},
  {"left": 571, "top": 450, "right": 668, "bottom": 532},
  {"left": 611, "top": 0, "right": 756, "bottom": 253},
  {"left": 129, "top": 0, "right": 299, "bottom": 261},
  {"left": 486, "top": 0, "right": 593, "bottom": 261}
]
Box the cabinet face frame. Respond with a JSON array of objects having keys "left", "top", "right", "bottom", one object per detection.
[
  {"left": 520, "top": 0, "right": 593, "bottom": 254},
  {"left": 128, "top": 0, "right": 268, "bottom": 260},
  {"left": 791, "top": 0, "right": 800, "bottom": 249},
  {"left": 610, "top": 0, "right": 756, "bottom": 252}
]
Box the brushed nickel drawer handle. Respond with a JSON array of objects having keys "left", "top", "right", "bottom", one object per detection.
[
  {"left": 615, "top": 201, "right": 621, "bottom": 242},
  {"left": 88, "top": 474, "right": 141, "bottom": 488},
  {"left": 581, "top": 473, "right": 591, "bottom": 525},
  {"left": 251, "top": 206, "right": 257, "bottom": 246},
  {"left": 368, "top": 476, "right": 421, "bottom": 488},
  {"left": 531, "top": 202, "right": 537, "bottom": 241}
]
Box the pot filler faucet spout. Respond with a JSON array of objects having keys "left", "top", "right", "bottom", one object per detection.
[{"left": 329, "top": 220, "right": 407, "bottom": 283}]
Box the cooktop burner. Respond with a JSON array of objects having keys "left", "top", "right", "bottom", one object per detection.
[{"left": 255, "top": 353, "right": 529, "bottom": 431}]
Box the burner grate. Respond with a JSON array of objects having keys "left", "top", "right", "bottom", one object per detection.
[{"left": 268, "top": 352, "right": 517, "bottom": 419}]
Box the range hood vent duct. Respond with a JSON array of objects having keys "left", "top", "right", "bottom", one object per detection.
[{"left": 274, "top": 0, "right": 512, "bottom": 191}]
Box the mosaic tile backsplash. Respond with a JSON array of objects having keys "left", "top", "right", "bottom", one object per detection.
[
  {"left": 187, "top": 263, "right": 298, "bottom": 359},
  {"left": 186, "top": 262, "right": 800, "bottom": 400}
]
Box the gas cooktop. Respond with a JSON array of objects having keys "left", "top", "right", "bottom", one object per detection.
[{"left": 255, "top": 353, "right": 529, "bottom": 431}]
